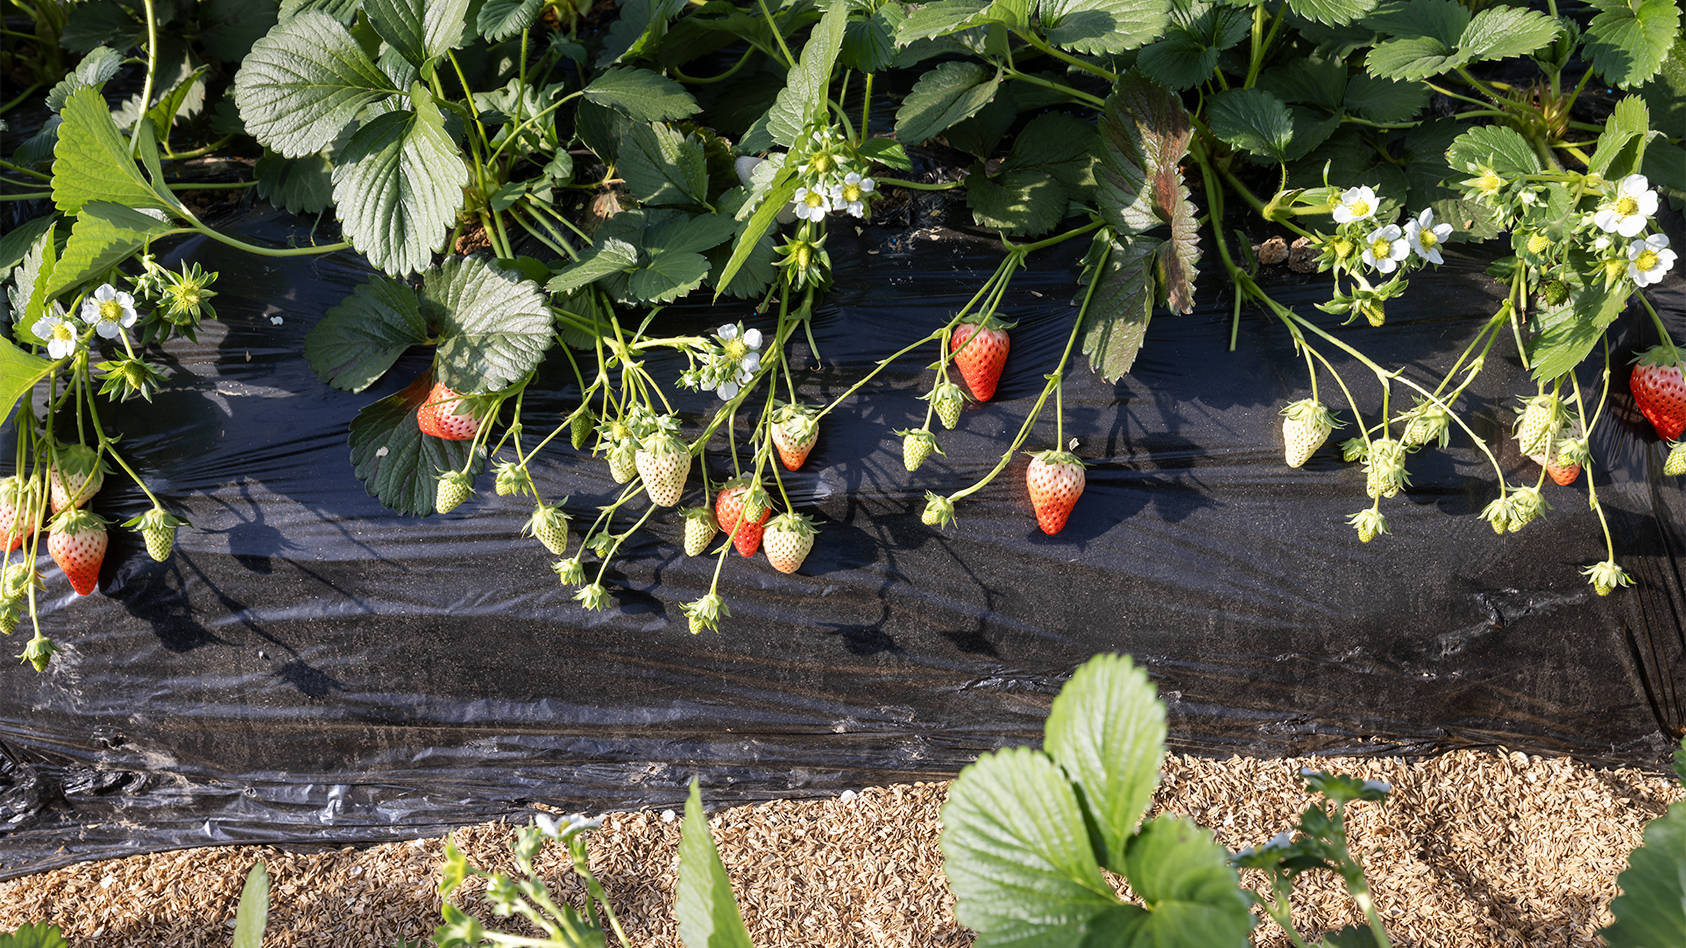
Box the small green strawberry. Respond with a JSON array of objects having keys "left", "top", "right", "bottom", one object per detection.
[
  {"left": 524, "top": 502, "right": 571, "bottom": 555},
  {"left": 1481, "top": 494, "right": 1516, "bottom": 534},
  {"left": 1364, "top": 438, "right": 1408, "bottom": 499},
  {"left": 925, "top": 382, "right": 965, "bottom": 430},
  {"left": 553, "top": 557, "right": 585, "bottom": 585},
  {"left": 494, "top": 461, "right": 534, "bottom": 497},
  {"left": 122, "top": 506, "right": 191, "bottom": 562},
  {"left": 608, "top": 438, "right": 639, "bottom": 484},
  {"left": 1399, "top": 399, "right": 1450, "bottom": 449},
  {"left": 922, "top": 491, "right": 956, "bottom": 528},
  {"left": 1348, "top": 508, "right": 1388, "bottom": 543},
  {"left": 19, "top": 634, "right": 55, "bottom": 672},
  {"left": 1666, "top": 441, "right": 1686, "bottom": 477},
  {"left": 1583, "top": 558, "right": 1632, "bottom": 596},
  {"left": 898, "top": 429, "right": 942, "bottom": 472},
  {"left": 1281, "top": 399, "right": 1340, "bottom": 468},
  {"left": 682, "top": 592, "right": 729, "bottom": 634},
  {"left": 435, "top": 470, "right": 474, "bottom": 514},
  {"left": 0, "top": 598, "right": 20, "bottom": 637},
  {"left": 681, "top": 506, "right": 717, "bottom": 556},
  {"left": 1506, "top": 486, "right": 1549, "bottom": 532},
  {"left": 568, "top": 406, "right": 596, "bottom": 450},
  {"left": 1515, "top": 394, "right": 1560, "bottom": 457},
  {"left": 2, "top": 563, "right": 43, "bottom": 601}
]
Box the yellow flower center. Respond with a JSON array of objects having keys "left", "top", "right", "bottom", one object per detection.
[
  {"left": 1635, "top": 249, "right": 1660, "bottom": 272},
  {"left": 1526, "top": 233, "right": 1550, "bottom": 255},
  {"left": 1616, "top": 195, "right": 1639, "bottom": 216},
  {"left": 1370, "top": 238, "right": 1391, "bottom": 258},
  {"left": 1420, "top": 228, "right": 1439, "bottom": 250},
  {"left": 1331, "top": 237, "right": 1354, "bottom": 258},
  {"left": 1349, "top": 199, "right": 1371, "bottom": 218},
  {"left": 98, "top": 299, "right": 124, "bottom": 322},
  {"left": 1605, "top": 258, "right": 1626, "bottom": 280},
  {"left": 723, "top": 338, "right": 748, "bottom": 361},
  {"left": 841, "top": 183, "right": 862, "bottom": 203},
  {"left": 803, "top": 191, "right": 826, "bottom": 209},
  {"left": 51, "top": 323, "right": 74, "bottom": 343},
  {"left": 1477, "top": 171, "right": 1502, "bottom": 194},
  {"left": 809, "top": 154, "right": 834, "bottom": 175}
]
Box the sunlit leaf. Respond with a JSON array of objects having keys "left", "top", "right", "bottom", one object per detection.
[
  {"left": 1207, "top": 87, "right": 1294, "bottom": 163},
  {"left": 1603, "top": 800, "right": 1686, "bottom": 947},
  {"left": 896, "top": 61, "right": 1001, "bottom": 146},
  {"left": 619, "top": 122, "right": 709, "bottom": 207},
  {"left": 51, "top": 87, "right": 174, "bottom": 216},
  {"left": 677, "top": 780, "right": 755, "bottom": 948},
  {"left": 582, "top": 68, "right": 701, "bottom": 122},
  {"left": 422, "top": 255, "right": 553, "bottom": 393},
  {"left": 1583, "top": 0, "right": 1681, "bottom": 89},
  {"left": 1043, "top": 653, "right": 1165, "bottom": 867},
  {"left": 1080, "top": 236, "right": 1156, "bottom": 381},
  {"left": 233, "top": 11, "right": 398, "bottom": 157},
  {"left": 42, "top": 202, "right": 176, "bottom": 301},
  {"left": 330, "top": 84, "right": 466, "bottom": 275},
  {"left": 766, "top": 0, "right": 849, "bottom": 146},
  {"left": 1036, "top": 0, "right": 1170, "bottom": 54}
]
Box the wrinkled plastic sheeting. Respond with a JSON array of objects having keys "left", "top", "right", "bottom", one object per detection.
[{"left": 0, "top": 199, "right": 1683, "bottom": 878}]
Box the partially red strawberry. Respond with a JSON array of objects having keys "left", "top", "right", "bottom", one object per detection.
[
  {"left": 1025, "top": 450, "right": 1085, "bottom": 535},
  {"left": 1631, "top": 347, "right": 1686, "bottom": 441},
  {"left": 48, "top": 507, "right": 109, "bottom": 596},
  {"left": 762, "top": 512, "right": 818, "bottom": 574},
  {"left": 417, "top": 383, "right": 481, "bottom": 441},
  {"left": 715, "top": 478, "right": 770, "bottom": 556},
  {"left": 1546, "top": 457, "right": 1581, "bottom": 486},
  {"left": 950, "top": 319, "right": 1011, "bottom": 402},
  {"left": 0, "top": 476, "right": 40, "bottom": 552},
  {"left": 770, "top": 403, "right": 819, "bottom": 471},
  {"left": 49, "top": 444, "right": 108, "bottom": 513}
]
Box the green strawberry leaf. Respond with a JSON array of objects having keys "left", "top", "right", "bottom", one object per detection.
[
  {"left": 1256, "top": 56, "right": 1347, "bottom": 112},
  {"left": 711, "top": 174, "right": 796, "bottom": 299},
  {"left": 364, "top": 0, "right": 471, "bottom": 69},
  {"left": 51, "top": 87, "right": 175, "bottom": 216},
  {"left": 1043, "top": 653, "right": 1166, "bottom": 870},
  {"left": 1119, "top": 816, "right": 1255, "bottom": 947},
  {"left": 1587, "top": 95, "right": 1651, "bottom": 181},
  {"left": 1138, "top": 0, "right": 1251, "bottom": 92},
  {"left": 1445, "top": 124, "right": 1539, "bottom": 177},
  {"left": 1529, "top": 282, "right": 1626, "bottom": 383},
  {"left": 894, "top": 61, "right": 1001, "bottom": 145},
  {"left": 1637, "top": 31, "right": 1686, "bottom": 139},
  {"left": 254, "top": 151, "right": 336, "bottom": 214},
  {"left": 0, "top": 921, "right": 69, "bottom": 948},
  {"left": 233, "top": 11, "right": 399, "bottom": 157},
  {"left": 1005, "top": 111, "right": 1098, "bottom": 199},
  {"left": 42, "top": 202, "right": 178, "bottom": 301},
  {"left": 0, "top": 215, "right": 54, "bottom": 276},
  {"left": 1207, "top": 87, "right": 1294, "bottom": 163},
  {"left": 581, "top": 68, "right": 700, "bottom": 122},
  {"left": 1363, "top": 0, "right": 1471, "bottom": 81},
  {"left": 1081, "top": 234, "right": 1157, "bottom": 382},
  {"left": 305, "top": 275, "right": 430, "bottom": 392},
  {"left": 1400, "top": 116, "right": 1462, "bottom": 209},
  {"left": 766, "top": 0, "right": 849, "bottom": 147},
  {"left": 280, "top": 0, "right": 366, "bottom": 21},
  {"left": 1643, "top": 140, "right": 1686, "bottom": 196},
  {"left": 842, "top": 5, "right": 904, "bottom": 73},
  {"left": 646, "top": 211, "right": 738, "bottom": 255},
  {"left": 349, "top": 372, "right": 483, "bottom": 516},
  {"left": 547, "top": 238, "right": 641, "bottom": 294},
  {"left": 1287, "top": 0, "right": 1376, "bottom": 27},
  {"left": 1602, "top": 799, "right": 1686, "bottom": 947},
  {"left": 422, "top": 256, "right": 553, "bottom": 393},
  {"left": 628, "top": 250, "right": 710, "bottom": 303},
  {"left": 59, "top": 0, "right": 143, "bottom": 54},
  {"left": 896, "top": 0, "right": 991, "bottom": 43},
  {"left": 676, "top": 779, "right": 755, "bottom": 948},
  {"left": 706, "top": 229, "right": 776, "bottom": 300},
  {"left": 330, "top": 84, "right": 466, "bottom": 276},
  {"left": 619, "top": 122, "right": 709, "bottom": 207},
  {"left": 966, "top": 169, "right": 1069, "bottom": 236},
  {"left": 0, "top": 336, "right": 56, "bottom": 425},
  {"left": 231, "top": 862, "right": 270, "bottom": 948},
  {"left": 7, "top": 224, "right": 57, "bottom": 343},
  {"left": 1342, "top": 73, "right": 1430, "bottom": 123},
  {"left": 940, "top": 746, "right": 1121, "bottom": 946},
  {"left": 45, "top": 45, "right": 124, "bottom": 112},
  {"left": 1096, "top": 73, "right": 1196, "bottom": 238},
  {"left": 1583, "top": 0, "right": 1681, "bottom": 89},
  {"left": 1457, "top": 5, "right": 1560, "bottom": 65},
  {"left": 1036, "top": 0, "right": 1170, "bottom": 54},
  {"left": 477, "top": 0, "right": 540, "bottom": 41}
]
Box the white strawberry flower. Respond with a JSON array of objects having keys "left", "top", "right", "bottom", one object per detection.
[
  {"left": 714, "top": 323, "right": 764, "bottom": 399},
  {"left": 1403, "top": 208, "right": 1451, "bottom": 265},
  {"left": 1594, "top": 173, "right": 1658, "bottom": 238},
  {"left": 1628, "top": 234, "right": 1676, "bottom": 288},
  {"left": 791, "top": 186, "right": 832, "bottom": 222},
  {"left": 828, "top": 172, "right": 876, "bottom": 218},
  {"left": 79, "top": 283, "right": 140, "bottom": 339},
  {"left": 1361, "top": 223, "right": 1409, "bottom": 274},
  {"left": 31, "top": 312, "right": 81, "bottom": 359},
  {"left": 1332, "top": 185, "right": 1378, "bottom": 224}
]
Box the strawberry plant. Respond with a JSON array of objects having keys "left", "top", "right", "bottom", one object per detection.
[{"left": 2, "top": 0, "right": 1683, "bottom": 661}]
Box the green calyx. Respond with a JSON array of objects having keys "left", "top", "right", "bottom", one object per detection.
[
  {"left": 1633, "top": 346, "right": 1683, "bottom": 369},
  {"left": 921, "top": 492, "right": 956, "bottom": 529},
  {"left": 766, "top": 511, "right": 819, "bottom": 539},
  {"left": 51, "top": 505, "right": 109, "bottom": 535},
  {"left": 1027, "top": 449, "right": 1084, "bottom": 468},
  {"left": 53, "top": 443, "right": 109, "bottom": 483}
]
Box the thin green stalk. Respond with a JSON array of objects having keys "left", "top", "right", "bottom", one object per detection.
[
  {"left": 757, "top": 0, "right": 798, "bottom": 67},
  {"left": 873, "top": 176, "right": 964, "bottom": 191},
  {"left": 159, "top": 135, "right": 240, "bottom": 160},
  {"left": 0, "top": 82, "right": 43, "bottom": 115},
  {"left": 0, "top": 159, "right": 51, "bottom": 180},
  {"left": 1000, "top": 67, "right": 1107, "bottom": 108},
  {"left": 132, "top": 0, "right": 160, "bottom": 160},
  {"left": 671, "top": 46, "right": 756, "bottom": 84},
  {"left": 1013, "top": 30, "right": 1117, "bottom": 82},
  {"left": 858, "top": 72, "right": 873, "bottom": 147}
]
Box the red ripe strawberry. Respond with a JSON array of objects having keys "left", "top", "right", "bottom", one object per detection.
[
  {"left": 950, "top": 319, "right": 1011, "bottom": 402},
  {"left": 715, "top": 479, "right": 770, "bottom": 556},
  {"left": 1025, "top": 450, "right": 1085, "bottom": 535},
  {"left": 417, "top": 383, "right": 481, "bottom": 441},
  {"left": 48, "top": 507, "right": 109, "bottom": 596},
  {"left": 0, "top": 476, "right": 40, "bottom": 552},
  {"left": 1631, "top": 347, "right": 1686, "bottom": 441},
  {"left": 770, "top": 404, "right": 819, "bottom": 471},
  {"left": 762, "top": 512, "right": 818, "bottom": 574}
]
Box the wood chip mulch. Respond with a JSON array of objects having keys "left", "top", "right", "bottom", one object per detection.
[{"left": 1, "top": 749, "right": 1679, "bottom": 947}]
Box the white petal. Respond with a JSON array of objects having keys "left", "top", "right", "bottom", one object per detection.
[
  {"left": 1593, "top": 209, "right": 1620, "bottom": 233},
  {"left": 718, "top": 324, "right": 738, "bottom": 340},
  {"left": 859, "top": 177, "right": 875, "bottom": 192},
  {"left": 742, "top": 327, "right": 763, "bottom": 349},
  {"left": 31, "top": 317, "right": 56, "bottom": 339},
  {"left": 93, "top": 284, "right": 117, "bottom": 302},
  {"left": 96, "top": 320, "right": 120, "bottom": 339},
  {"left": 1620, "top": 174, "right": 1650, "bottom": 197},
  {"left": 716, "top": 380, "right": 740, "bottom": 400},
  {"left": 742, "top": 351, "right": 761, "bottom": 373},
  {"left": 1618, "top": 215, "right": 1647, "bottom": 238}
]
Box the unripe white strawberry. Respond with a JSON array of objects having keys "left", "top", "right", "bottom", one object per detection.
[{"left": 1281, "top": 399, "right": 1340, "bottom": 468}]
